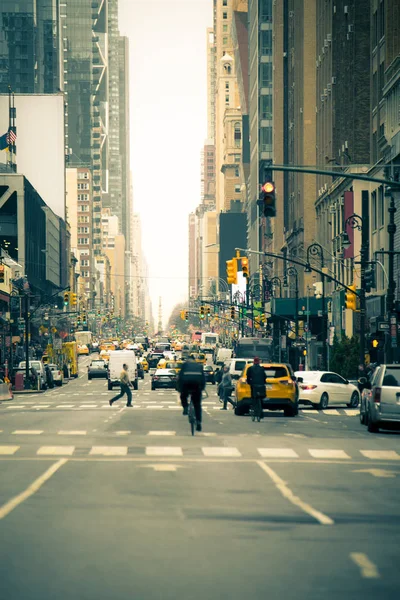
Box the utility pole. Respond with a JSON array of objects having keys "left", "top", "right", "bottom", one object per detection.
[
  {"left": 385, "top": 187, "right": 397, "bottom": 363},
  {"left": 360, "top": 191, "right": 369, "bottom": 370}
]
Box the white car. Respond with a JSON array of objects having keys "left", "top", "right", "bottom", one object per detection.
[
  {"left": 294, "top": 371, "right": 359, "bottom": 410},
  {"left": 48, "top": 364, "right": 63, "bottom": 387}
]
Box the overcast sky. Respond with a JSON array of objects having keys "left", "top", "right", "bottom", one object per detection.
[{"left": 119, "top": 0, "right": 212, "bottom": 327}]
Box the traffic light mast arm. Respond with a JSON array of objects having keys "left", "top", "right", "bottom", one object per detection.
[{"left": 235, "top": 248, "right": 363, "bottom": 298}]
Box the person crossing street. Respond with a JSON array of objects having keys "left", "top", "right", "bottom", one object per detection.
[{"left": 109, "top": 363, "right": 133, "bottom": 407}]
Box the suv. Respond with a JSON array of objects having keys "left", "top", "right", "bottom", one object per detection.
[
  {"left": 225, "top": 358, "right": 254, "bottom": 381},
  {"left": 235, "top": 362, "right": 299, "bottom": 417},
  {"left": 360, "top": 364, "right": 400, "bottom": 433}
]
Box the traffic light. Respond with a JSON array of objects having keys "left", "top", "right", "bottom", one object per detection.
[
  {"left": 70, "top": 293, "right": 77, "bottom": 307},
  {"left": 226, "top": 259, "right": 238, "bottom": 285},
  {"left": 261, "top": 314, "right": 267, "bottom": 323},
  {"left": 97, "top": 309, "right": 101, "bottom": 316},
  {"left": 180, "top": 310, "right": 185, "bottom": 320},
  {"left": 207, "top": 307, "right": 211, "bottom": 317},
  {"left": 0, "top": 264, "right": 4, "bottom": 283},
  {"left": 365, "top": 266, "right": 376, "bottom": 293},
  {"left": 260, "top": 181, "right": 276, "bottom": 217},
  {"left": 77, "top": 315, "right": 81, "bottom": 325},
  {"left": 82, "top": 312, "right": 87, "bottom": 325},
  {"left": 184, "top": 310, "right": 189, "bottom": 321},
  {"left": 63, "top": 291, "right": 69, "bottom": 306},
  {"left": 345, "top": 285, "right": 357, "bottom": 311},
  {"left": 230, "top": 306, "right": 236, "bottom": 320},
  {"left": 199, "top": 306, "right": 205, "bottom": 319},
  {"left": 241, "top": 257, "right": 249, "bottom": 279}
]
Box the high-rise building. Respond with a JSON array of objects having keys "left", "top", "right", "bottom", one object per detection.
[{"left": 0, "top": 0, "right": 62, "bottom": 94}]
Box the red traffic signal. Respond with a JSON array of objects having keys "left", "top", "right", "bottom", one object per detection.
[{"left": 261, "top": 181, "right": 276, "bottom": 217}]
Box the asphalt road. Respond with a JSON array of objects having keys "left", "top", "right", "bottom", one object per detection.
[{"left": 0, "top": 354, "right": 399, "bottom": 600}]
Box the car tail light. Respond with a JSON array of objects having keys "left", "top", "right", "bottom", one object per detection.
[
  {"left": 373, "top": 387, "right": 381, "bottom": 403},
  {"left": 300, "top": 384, "right": 317, "bottom": 390},
  {"left": 153, "top": 376, "right": 159, "bottom": 381}
]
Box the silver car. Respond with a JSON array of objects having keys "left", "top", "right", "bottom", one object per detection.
[{"left": 360, "top": 364, "right": 400, "bottom": 432}]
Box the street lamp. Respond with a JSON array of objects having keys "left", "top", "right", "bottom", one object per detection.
[
  {"left": 270, "top": 276, "right": 282, "bottom": 298},
  {"left": 306, "top": 243, "right": 327, "bottom": 370},
  {"left": 284, "top": 266, "right": 299, "bottom": 338}
]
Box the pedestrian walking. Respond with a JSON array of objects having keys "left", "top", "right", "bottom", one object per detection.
[
  {"left": 109, "top": 363, "right": 133, "bottom": 407},
  {"left": 220, "top": 365, "right": 235, "bottom": 410}
]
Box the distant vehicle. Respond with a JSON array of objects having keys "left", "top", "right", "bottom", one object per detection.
[
  {"left": 201, "top": 332, "right": 218, "bottom": 348},
  {"left": 216, "top": 348, "right": 233, "bottom": 365},
  {"left": 77, "top": 344, "right": 89, "bottom": 356},
  {"left": 151, "top": 368, "right": 178, "bottom": 390},
  {"left": 88, "top": 359, "right": 108, "bottom": 380},
  {"left": 147, "top": 353, "right": 165, "bottom": 369},
  {"left": 74, "top": 331, "right": 93, "bottom": 350},
  {"left": 294, "top": 371, "right": 359, "bottom": 410},
  {"left": 134, "top": 335, "right": 149, "bottom": 350},
  {"left": 107, "top": 350, "right": 138, "bottom": 391},
  {"left": 17, "top": 361, "right": 47, "bottom": 390},
  {"left": 235, "top": 337, "right": 272, "bottom": 360},
  {"left": 191, "top": 331, "right": 202, "bottom": 344},
  {"left": 359, "top": 364, "right": 400, "bottom": 432},
  {"left": 48, "top": 364, "right": 63, "bottom": 386},
  {"left": 204, "top": 365, "right": 216, "bottom": 384},
  {"left": 226, "top": 358, "right": 254, "bottom": 380}
]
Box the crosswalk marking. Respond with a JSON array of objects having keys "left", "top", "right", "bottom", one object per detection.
[
  {"left": 360, "top": 450, "right": 400, "bottom": 461},
  {"left": 58, "top": 431, "right": 87, "bottom": 436},
  {"left": 202, "top": 447, "right": 242, "bottom": 457},
  {"left": 33, "top": 405, "right": 50, "bottom": 408},
  {"left": 322, "top": 409, "right": 340, "bottom": 415},
  {"left": 37, "top": 446, "right": 75, "bottom": 455},
  {"left": 148, "top": 431, "right": 176, "bottom": 436},
  {"left": 0, "top": 446, "right": 20, "bottom": 454},
  {"left": 7, "top": 406, "right": 25, "bottom": 409},
  {"left": 12, "top": 430, "right": 43, "bottom": 435},
  {"left": 146, "top": 446, "right": 183, "bottom": 456},
  {"left": 258, "top": 448, "right": 299, "bottom": 458},
  {"left": 90, "top": 446, "right": 128, "bottom": 456},
  {"left": 115, "top": 431, "right": 131, "bottom": 436},
  {"left": 308, "top": 449, "right": 350, "bottom": 459},
  {"left": 79, "top": 405, "right": 97, "bottom": 408},
  {"left": 344, "top": 409, "right": 359, "bottom": 416}
]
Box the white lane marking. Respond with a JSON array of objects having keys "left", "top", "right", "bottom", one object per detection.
[
  {"left": 344, "top": 409, "right": 359, "bottom": 416},
  {"left": 360, "top": 450, "right": 400, "bottom": 460},
  {"left": 58, "top": 430, "right": 87, "bottom": 436},
  {"left": 150, "top": 464, "right": 178, "bottom": 472},
  {"left": 258, "top": 448, "right": 299, "bottom": 458},
  {"left": 79, "top": 404, "right": 97, "bottom": 408},
  {"left": 146, "top": 446, "right": 183, "bottom": 456},
  {"left": 147, "top": 405, "right": 164, "bottom": 409},
  {"left": 257, "top": 461, "right": 334, "bottom": 526},
  {"left": 33, "top": 405, "right": 50, "bottom": 408},
  {"left": 7, "top": 406, "right": 25, "bottom": 409},
  {"left": 0, "top": 446, "right": 20, "bottom": 455},
  {"left": 322, "top": 409, "right": 340, "bottom": 415},
  {"left": 0, "top": 459, "right": 67, "bottom": 520},
  {"left": 202, "top": 447, "right": 242, "bottom": 457},
  {"left": 101, "top": 393, "right": 108, "bottom": 395},
  {"left": 308, "top": 449, "right": 350, "bottom": 459},
  {"left": 12, "top": 430, "right": 43, "bottom": 435},
  {"left": 115, "top": 431, "right": 131, "bottom": 436},
  {"left": 353, "top": 468, "right": 397, "bottom": 478},
  {"left": 37, "top": 446, "right": 75, "bottom": 455},
  {"left": 350, "top": 553, "right": 380, "bottom": 579},
  {"left": 300, "top": 409, "right": 318, "bottom": 414},
  {"left": 148, "top": 431, "right": 176, "bottom": 436},
  {"left": 58, "top": 404, "right": 74, "bottom": 408},
  {"left": 90, "top": 446, "right": 128, "bottom": 456}
]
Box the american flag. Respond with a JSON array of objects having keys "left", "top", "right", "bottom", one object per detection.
[{"left": 6, "top": 129, "right": 16, "bottom": 144}]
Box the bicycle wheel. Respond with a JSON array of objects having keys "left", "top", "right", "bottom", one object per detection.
[{"left": 188, "top": 402, "right": 196, "bottom": 436}]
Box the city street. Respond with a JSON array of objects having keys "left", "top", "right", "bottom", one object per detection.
[{"left": 0, "top": 356, "right": 399, "bottom": 600}]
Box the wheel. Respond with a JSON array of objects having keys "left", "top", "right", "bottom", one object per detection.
[
  {"left": 360, "top": 410, "right": 366, "bottom": 425},
  {"left": 317, "top": 392, "right": 329, "bottom": 410},
  {"left": 133, "top": 379, "right": 138, "bottom": 391},
  {"left": 107, "top": 381, "right": 113, "bottom": 390},
  {"left": 212, "top": 380, "right": 215, "bottom": 385},
  {"left": 151, "top": 384, "right": 156, "bottom": 391},
  {"left": 88, "top": 376, "right": 92, "bottom": 380},
  {"left": 367, "top": 410, "right": 379, "bottom": 433},
  {"left": 348, "top": 391, "right": 359, "bottom": 408},
  {"left": 284, "top": 405, "right": 297, "bottom": 417}
]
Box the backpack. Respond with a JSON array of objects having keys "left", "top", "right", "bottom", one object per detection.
[{"left": 180, "top": 361, "right": 204, "bottom": 387}]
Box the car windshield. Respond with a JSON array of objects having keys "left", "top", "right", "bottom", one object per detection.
[
  {"left": 382, "top": 368, "right": 400, "bottom": 387},
  {"left": 263, "top": 366, "right": 288, "bottom": 378},
  {"left": 92, "top": 361, "right": 105, "bottom": 367}
]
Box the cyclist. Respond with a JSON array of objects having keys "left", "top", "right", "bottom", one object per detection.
[
  {"left": 177, "top": 357, "right": 205, "bottom": 431},
  {"left": 246, "top": 357, "right": 266, "bottom": 419}
]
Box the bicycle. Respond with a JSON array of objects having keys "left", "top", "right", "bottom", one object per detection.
[{"left": 250, "top": 389, "right": 264, "bottom": 423}]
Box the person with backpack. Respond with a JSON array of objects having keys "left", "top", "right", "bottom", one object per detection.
[
  {"left": 177, "top": 357, "right": 206, "bottom": 431},
  {"left": 220, "top": 365, "right": 236, "bottom": 410}
]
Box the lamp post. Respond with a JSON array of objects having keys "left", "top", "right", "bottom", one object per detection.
[
  {"left": 384, "top": 187, "right": 397, "bottom": 362},
  {"left": 305, "top": 243, "right": 327, "bottom": 370},
  {"left": 342, "top": 206, "right": 369, "bottom": 370},
  {"left": 270, "top": 276, "right": 282, "bottom": 298},
  {"left": 284, "top": 266, "right": 299, "bottom": 341}
]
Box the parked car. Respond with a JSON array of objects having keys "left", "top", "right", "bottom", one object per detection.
[
  {"left": 204, "top": 365, "right": 216, "bottom": 384},
  {"left": 48, "top": 364, "right": 63, "bottom": 386},
  {"left": 294, "top": 370, "right": 359, "bottom": 410},
  {"left": 88, "top": 359, "right": 108, "bottom": 380},
  {"left": 235, "top": 362, "right": 298, "bottom": 417},
  {"left": 151, "top": 368, "right": 178, "bottom": 390},
  {"left": 17, "top": 361, "right": 47, "bottom": 390},
  {"left": 359, "top": 364, "right": 400, "bottom": 432}
]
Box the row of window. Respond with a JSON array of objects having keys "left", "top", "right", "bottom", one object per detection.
[
  {"left": 77, "top": 227, "right": 90, "bottom": 234},
  {"left": 78, "top": 238, "right": 89, "bottom": 245},
  {"left": 77, "top": 183, "right": 89, "bottom": 190}
]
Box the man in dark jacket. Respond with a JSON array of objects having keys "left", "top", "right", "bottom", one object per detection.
[
  {"left": 177, "top": 358, "right": 205, "bottom": 431},
  {"left": 246, "top": 357, "right": 266, "bottom": 419}
]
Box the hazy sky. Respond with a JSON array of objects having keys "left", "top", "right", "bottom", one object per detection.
[{"left": 118, "top": 0, "right": 212, "bottom": 327}]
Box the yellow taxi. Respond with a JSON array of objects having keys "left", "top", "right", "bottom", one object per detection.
[
  {"left": 77, "top": 344, "right": 89, "bottom": 356},
  {"left": 157, "top": 358, "right": 167, "bottom": 370},
  {"left": 189, "top": 353, "right": 206, "bottom": 365},
  {"left": 235, "top": 362, "right": 298, "bottom": 417},
  {"left": 165, "top": 360, "right": 184, "bottom": 374},
  {"left": 140, "top": 357, "right": 149, "bottom": 372}
]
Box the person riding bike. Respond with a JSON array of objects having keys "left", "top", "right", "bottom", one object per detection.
[
  {"left": 177, "top": 357, "right": 206, "bottom": 432},
  {"left": 246, "top": 357, "right": 266, "bottom": 419}
]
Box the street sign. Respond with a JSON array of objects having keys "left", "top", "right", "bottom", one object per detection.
[
  {"left": 378, "top": 322, "right": 389, "bottom": 331},
  {"left": 53, "top": 339, "right": 62, "bottom": 350}
]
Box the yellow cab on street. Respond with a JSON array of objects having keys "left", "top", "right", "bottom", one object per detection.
[
  {"left": 235, "top": 362, "right": 299, "bottom": 417},
  {"left": 165, "top": 360, "right": 184, "bottom": 374},
  {"left": 77, "top": 344, "right": 89, "bottom": 356},
  {"left": 189, "top": 352, "right": 206, "bottom": 365},
  {"left": 140, "top": 357, "right": 149, "bottom": 372}
]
